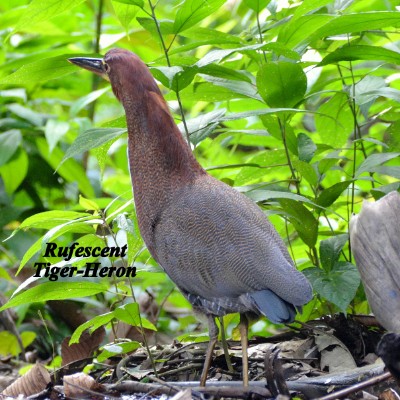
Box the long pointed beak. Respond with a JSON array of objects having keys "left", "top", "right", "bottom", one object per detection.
[{"left": 68, "top": 57, "right": 109, "bottom": 81}]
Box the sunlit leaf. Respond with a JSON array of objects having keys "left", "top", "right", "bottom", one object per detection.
[
  {"left": 257, "top": 62, "right": 307, "bottom": 107},
  {"left": 0, "top": 282, "right": 108, "bottom": 311}
]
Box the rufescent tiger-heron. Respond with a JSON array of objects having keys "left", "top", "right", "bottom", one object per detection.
[{"left": 68, "top": 48, "right": 312, "bottom": 386}]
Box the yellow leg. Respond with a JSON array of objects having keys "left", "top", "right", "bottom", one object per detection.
[
  {"left": 200, "top": 315, "right": 218, "bottom": 387},
  {"left": 239, "top": 314, "right": 249, "bottom": 387}
]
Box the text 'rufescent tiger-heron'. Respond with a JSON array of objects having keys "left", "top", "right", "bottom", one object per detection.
[{"left": 69, "top": 48, "right": 312, "bottom": 387}]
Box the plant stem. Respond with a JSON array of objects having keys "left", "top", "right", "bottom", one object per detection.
[
  {"left": 256, "top": 11, "right": 267, "bottom": 62},
  {"left": 278, "top": 118, "right": 300, "bottom": 194},
  {"left": 147, "top": 0, "right": 191, "bottom": 145}
]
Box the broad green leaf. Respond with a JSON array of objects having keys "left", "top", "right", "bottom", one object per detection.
[
  {"left": 359, "top": 87, "right": 400, "bottom": 103},
  {"left": 13, "top": 0, "right": 86, "bottom": 33},
  {"left": 353, "top": 76, "right": 386, "bottom": 107},
  {"left": 97, "top": 341, "right": 141, "bottom": 362},
  {"left": 278, "top": 14, "right": 333, "bottom": 49},
  {"left": 196, "top": 44, "right": 264, "bottom": 67},
  {"left": 203, "top": 76, "right": 261, "bottom": 101},
  {"left": 79, "top": 196, "right": 100, "bottom": 211},
  {"left": 0, "top": 331, "right": 36, "bottom": 357},
  {"left": 278, "top": 199, "right": 318, "bottom": 247},
  {"left": 315, "top": 93, "right": 352, "bottom": 148},
  {"left": 256, "top": 62, "right": 307, "bottom": 107},
  {"left": 44, "top": 120, "right": 69, "bottom": 153},
  {"left": 112, "top": 0, "right": 140, "bottom": 32},
  {"left": 355, "top": 152, "right": 400, "bottom": 177},
  {"left": 0, "top": 54, "right": 82, "bottom": 85},
  {"left": 292, "top": 0, "right": 333, "bottom": 21},
  {"left": 70, "top": 313, "right": 114, "bottom": 343},
  {"left": 235, "top": 149, "right": 287, "bottom": 186},
  {"left": 303, "top": 262, "right": 360, "bottom": 312},
  {"left": 0, "top": 130, "right": 21, "bottom": 166},
  {"left": 0, "top": 147, "right": 28, "bottom": 195},
  {"left": 7, "top": 104, "right": 44, "bottom": 126},
  {"left": 319, "top": 234, "right": 348, "bottom": 272},
  {"left": 0, "top": 282, "right": 108, "bottom": 311},
  {"left": 181, "top": 109, "right": 226, "bottom": 145},
  {"left": 38, "top": 137, "right": 96, "bottom": 198},
  {"left": 62, "top": 128, "right": 126, "bottom": 163},
  {"left": 137, "top": 17, "right": 174, "bottom": 37},
  {"left": 173, "top": 0, "right": 225, "bottom": 34},
  {"left": 293, "top": 159, "right": 318, "bottom": 187},
  {"left": 19, "top": 210, "right": 91, "bottom": 231},
  {"left": 319, "top": 45, "right": 400, "bottom": 66},
  {"left": 70, "top": 87, "right": 110, "bottom": 116},
  {"left": 243, "top": 0, "right": 270, "bottom": 12},
  {"left": 112, "top": 0, "right": 144, "bottom": 7},
  {"left": 199, "top": 64, "right": 251, "bottom": 82},
  {"left": 151, "top": 66, "right": 198, "bottom": 92},
  {"left": 308, "top": 12, "right": 400, "bottom": 44},
  {"left": 370, "top": 166, "right": 400, "bottom": 179},
  {"left": 245, "top": 189, "right": 318, "bottom": 208},
  {"left": 316, "top": 180, "right": 353, "bottom": 208},
  {"left": 297, "top": 133, "right": 317, "bottom": 163},
  {"left": 113, "top": 303, "right": 157, "bottom": 331}
]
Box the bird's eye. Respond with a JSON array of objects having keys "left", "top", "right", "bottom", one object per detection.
[{"left": 104, "top": 62, "right": 110, "bottom": 73}]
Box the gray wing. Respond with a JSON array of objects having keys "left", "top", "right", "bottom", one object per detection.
[{"left": 153, "top": 175, "right": 312, "bottom": 311}]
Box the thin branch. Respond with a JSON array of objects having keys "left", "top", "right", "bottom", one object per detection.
[{"left": 147, "top": 0, "right": 191, "bottom": 145}]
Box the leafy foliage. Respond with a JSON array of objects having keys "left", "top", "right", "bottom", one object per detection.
[{"left": 0, "top": 0, "right": 400, "bottom": 358}]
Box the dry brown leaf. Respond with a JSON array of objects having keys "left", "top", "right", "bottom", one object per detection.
[
  {"left": 64, "top": 372, "right": 105, "bottom": 398},
  {"left": 2, "top": 362, "right": 50, "bottom": 397}
]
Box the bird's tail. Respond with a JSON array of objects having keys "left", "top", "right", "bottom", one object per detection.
[{"left": 248, "top": 289, "right": 297, "bottom": 323}]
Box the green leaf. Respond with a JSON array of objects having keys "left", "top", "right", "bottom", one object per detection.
[
  {"left": 18, "top": 210, "right": 91, "bottom": 231},
  {"left": 137, "top": 17, "right": 174, "bottom": 37},
  {"left": 278, "top": 14, "right": 333, "bottom": 49},
  {"left": 173, "top": 0, "right": 225, "bottom": 34},
  {"left": 319, "top": 234, "right": 348, "bottom": 272},
  {"left": 112, "top": 0, "right": 144, "bottom": 7},
  {"left": 291, "top": 0, "right": 333, "bottom": 21},
  {"left": 7, "top": 104, "right": 44, "bottom": 126},
  {"left": 196, "top": 44, "right": 264, "bottom": 67},
  {"left": 353, "top": 76, "right": 386, "bottom": 107},
  {"left": 182, "top": 109, "right": 226, "bottom": 145},
  {"left": 256, "top": 62, "right": 307, "bottom": 107},
  {"left": 308, "top": 12, "right": 400, "bottom": 44},
  {"left": 278, "top": 199, "right": 318, "bottom": 247},
  {"left": 70, "top": 313, "right": 114, "bottom": 344},
  {"left": 319, "top": 45, "right": 400, "bottom": 66},
  {"left": 0, "top": 54, "right": 80, "bottom": 85},
  {"left": 303, "top": 262, "right": 360, "bottom": 312},
  {"left": 44, "top": 120, "right": 69, "bottom": 153},
  {"left": 355, "top": 152, "right": 400, "bottom": 177},
  {"left": 151, "top": 66, "right": 198, "bottom": 92},
  {"left": 70, "top": 87, "right": 110, "bottom": 116},
  {"left": 0, "top": 282, "right": 108, "bottom": 311},
  {"left": 62, "top": 128, "right": 126, "bottom": 163},
  {"left": 97, "top": 341, "right": 141, "bottom": 362},
  {"left": 316, "top": 180, "right": 353, "bottom": 208},
  {"left": 0, "top": 130, "right": 22, "bottom": 167},
  {"left": 243, "top": 0, "right": 270, "bottom": 12},
  {"left": 113, "top": 303, "right": 157, "bottom": 331},
  {"left": 37, "top": 137, "right": 95, "bottom": 198},
  {"left": 0, "top": 331, "right": 36, "bottom": 356},
  {"left": 13, "top": 0, "right": 86, "bottom": 33},
  {"left": 79, "top": 196, "right": 100, "bottom": 211},
  {"left": 297, "top": 133, "right": 317, "bottom": 163},
  {"left": 112, "top": 0, "right": 140, "bottom": 32},
  {"left": 293, "top": 159, "right": 318, "bottom": 187},
  {"left": 203, "top": 76, "right": 261, "bottom": 101},
  {"left": 0, "top": 147, "right": 28, "bottom": 195},
  {"left": 315, "top": 93, "right": 352, "bottom": 148}
]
